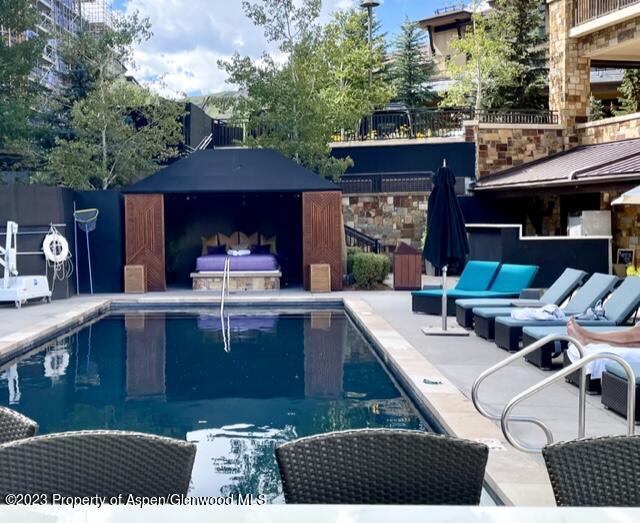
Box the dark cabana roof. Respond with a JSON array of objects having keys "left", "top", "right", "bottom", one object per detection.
[{"left": 124, "top": 148, "right": 339, "bottom": 194}]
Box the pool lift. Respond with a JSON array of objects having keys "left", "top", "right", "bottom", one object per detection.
[{"left": 0, "top": 221, "right": 52, "bottom": 308}]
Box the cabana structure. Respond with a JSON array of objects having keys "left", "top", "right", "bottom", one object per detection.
[{"left": 124, "top": 148, "right": 343, "bottom": 292}]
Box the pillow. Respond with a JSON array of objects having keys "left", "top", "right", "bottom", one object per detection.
[
  {"left": 201, "top": 234, "right": 219, "bottom": 256},
  {"left": 260, "top": 235, "right": 277, "bottom": 254},
  {"left": 251, "top": 244, "right": 271, "bottom": 255},
  {"left": 207, "top": 245, "right": 227, "bottom": 255}
]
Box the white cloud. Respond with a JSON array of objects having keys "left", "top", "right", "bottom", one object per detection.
[{"left": 120, "top": 0, "right": 358, "bottom": 98}]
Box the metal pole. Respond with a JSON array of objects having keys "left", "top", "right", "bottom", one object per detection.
[
  {"left": 367, "top": 6, "right": 373, "bottom": 88},
  {"left": 85, "top": 230, "right": 93, "bottom": 295},
  {"left": 73, "top": 203, "right": 80, "bottom": 295},
  {"left": 441, "top": 265, "right": 448, "bottom": 331}
]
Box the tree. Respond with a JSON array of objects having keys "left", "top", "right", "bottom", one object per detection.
[
  {"left": 440, "top": 7, "right": 517, "bottom": 111},
  {"left": 487, "top": 0, "right": 547, "bottom": 109},
  {"left": 616, "top": 69, "right": 640, "bottom": 116},
  {"left": 388, "top": 17, "right": 435, "bottom": 107},
  {"left": 43, "top": 80, "right": 183, "bottom": 189},
  {"left": 588, "top": 93, "right": 605, "bottom": 122},
  {"left": 0, "top": 0, "right": 44, "bottom": 165},
  {"left": 218, "top": 1, "right": 390, "bottom": 179}
]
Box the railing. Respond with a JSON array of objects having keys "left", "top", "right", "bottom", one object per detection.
[
  {"left": 434, "top": 4, "right": 466, "bottom": 15},
  {"left": 345, "top": 225, "right": 381, "bottom": 253},
  {"left": 472, "top": 333, "right": 636, "bottom": 454},
  {"left": 339, "top": 172, "right": 469, "bottom": 195},
  {"left": 573, "top": 0, "right": 640, "bottom": 26},
  {"left": 331, "top": 108, "right": 558, "bottom": 143}
]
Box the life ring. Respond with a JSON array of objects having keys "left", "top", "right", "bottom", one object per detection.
[
  {"left": 43, "top": 233, "right": 69, "bottom": 263},
  {"left": 44, "top": 349, "right": 70, "bottom": 379}
]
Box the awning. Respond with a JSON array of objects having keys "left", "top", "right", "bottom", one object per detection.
[
  {"left": 124, "top": 148, "right": 340, "bottom": 194},
  {"left": 473, "top": 138, "right": 640, "bottom": 192},
  {"left": 612, "top": 185, "right": 640, "bottom": 205}
]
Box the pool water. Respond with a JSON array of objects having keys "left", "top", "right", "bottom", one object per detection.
[{"left": 0, "top": 309, "right": 424, "bottom": 501}]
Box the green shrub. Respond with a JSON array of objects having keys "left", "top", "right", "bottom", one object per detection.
[
  {"left": 352, "top": 252, "right": 391, "bottom": 289},
  {"left": 346, "top": 246, "right": 363, "bottom": 275}
]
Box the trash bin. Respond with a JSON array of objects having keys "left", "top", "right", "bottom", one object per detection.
[{"left": 393, "top": 243, "right": 422, "bottom": 290}]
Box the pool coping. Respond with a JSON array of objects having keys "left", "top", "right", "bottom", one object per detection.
[{"left": 0, "top": 293, "right": 555, "bottom": 507}]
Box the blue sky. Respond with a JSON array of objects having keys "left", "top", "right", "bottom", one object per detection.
[{"left": 110, "top": 0, "right": 444, "bottom": 97}]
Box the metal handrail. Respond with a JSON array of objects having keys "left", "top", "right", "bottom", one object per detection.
[
  {"left": 471, "top": 334, "right": 586, "bottom": 444},
  {"left": 502, "top": 350, "right": 637, "bottom": 453}
]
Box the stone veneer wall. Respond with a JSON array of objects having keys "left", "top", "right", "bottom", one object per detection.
[
  {"left": 577, "top": 113, "right": 640, "bottom": 145},
  {"left": 342, "top": 193, "right": 428, "bottom": 251},
  {"left": 601, "top": 190, "right": 640, "bottom": 257},
  {"left": 465, "top": 123, "right": 565, "bottom": 179}
]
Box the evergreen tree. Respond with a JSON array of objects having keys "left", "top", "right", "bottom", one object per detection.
[
  {"left": 0, "top": 0, "right": 44, "bottom": 167},
  {"left": 388, "top": 17, "right": 435, "bottom": 107},
  {"left": 588, "top": 94, "right": 605, "bottom": 121},
  {"left": 487, "top": 0, "right": 548, "bottom": 109},
  {"left": 616, "top": 69, "right": 640, "bottom": 115}
]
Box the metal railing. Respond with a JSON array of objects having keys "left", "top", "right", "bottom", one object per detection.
[
  {"left": 339, "top": 172, "right": 433, "bottom": 194},
  {"left": 574, "top": 0, "right": 640, "bottom": 26},
  {"left": 472, "top": 333, "right": 636, "bottom": 454},
  {"left": 331, "top": 108, "right": 558, "bottom": 143},
  {"left": 345, "top": 225, "right": 381, "bottom": 253}
]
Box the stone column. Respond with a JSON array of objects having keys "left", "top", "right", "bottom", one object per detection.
[{"left": 548, "top": 0, "right": 590, "bottom": 146}]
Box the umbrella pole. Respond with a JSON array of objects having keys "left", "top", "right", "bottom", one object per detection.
[{"left": 442, "top": 265, "right": 448, "bottom": 331}]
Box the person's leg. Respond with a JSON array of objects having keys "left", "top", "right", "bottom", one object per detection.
[{"left": 567, "top": 317, "right": 640, "bottom": 348}]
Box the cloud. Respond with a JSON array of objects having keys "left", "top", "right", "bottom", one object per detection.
[{"left": 120, "top": 0, "right": 359, "bottom": 98}]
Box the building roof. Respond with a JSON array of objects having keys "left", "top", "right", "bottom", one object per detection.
[
  {"left": 124, "top": 148, "right": 339, "bottom": 194},
  {"left": 473, "top": 138, "right": 640, "bottom": 192}
]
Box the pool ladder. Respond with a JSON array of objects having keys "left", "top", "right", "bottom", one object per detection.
[
  {"left": 471, "top": 334, "right": 637, "bottom": 453},
  {"left": 220, "top": 256, "right": 231, "bottom": 352}
]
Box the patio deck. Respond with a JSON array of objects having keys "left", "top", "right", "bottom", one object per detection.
[{"left": 0, "top": 283, "right": 633, "bottom": 506}]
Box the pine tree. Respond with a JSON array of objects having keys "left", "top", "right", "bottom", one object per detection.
[
  {"left": 487, "top": 0, "right": 548, "bottom": 109},
  {"left": 388, "top": 17, "right": 435, "bottom": 107},
  {"left": 616, "top": 69, "right": 640, "bottom": 115},
  {"left": 588, "top": 94, "right": 605, "bottom": 121}
]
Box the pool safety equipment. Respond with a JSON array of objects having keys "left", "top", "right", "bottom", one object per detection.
[
  {"left": 0, "top": 221, "right": 52, "bottom": 308},
  {"left": 74, "top": 207, "right": 99, "bottom": 295},
  {"left": 43, "top": 225, "right": 73, "bottom": 292}
]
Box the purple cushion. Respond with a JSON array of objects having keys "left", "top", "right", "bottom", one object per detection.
[
  {"left": 251, "top": 244, "right": 271, "bottom": 255},
  {"left": 207, "top": 245, "right": 227, "bottom": 255}
]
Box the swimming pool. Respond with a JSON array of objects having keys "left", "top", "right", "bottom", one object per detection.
[{"left": 0, "top": 308, "right": 425, "bottom": 501}]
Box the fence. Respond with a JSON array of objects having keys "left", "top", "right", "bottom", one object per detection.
[
  {"left": 339, "top": 172, "right": 469, "bottom": 195},
  {"left": 573, "top": 0, "right": 640, "bottom": 26}
]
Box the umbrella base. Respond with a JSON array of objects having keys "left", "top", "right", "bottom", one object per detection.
[{"left": 422, "top": 326, "right": 470, "bottom": 337}]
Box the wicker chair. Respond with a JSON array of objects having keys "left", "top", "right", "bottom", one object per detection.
[
  {"left": 0, "top": 430, "right": 196, "bottom": 500},
  {"left": 543, "top": 435, "right": 640, "bottom": 506},
  {"left": 275, "top": 429, "right": 489, "bottom": 505},
  {"left": 0, "top": 406, "right": 38, "bottom": 445}
]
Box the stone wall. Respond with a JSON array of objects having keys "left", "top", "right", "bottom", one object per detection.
[
  {"left": 465, "top": 122, "right": 565, "bottom": 179},
  {"left": 577, "top": 113, "right": 640, "bottom": 145},
  {"left": 342, "top": 193, "right": 428, "bottom": 251},
  {"left": 601, "top": 190, "right": 640, "bottom": 258}
]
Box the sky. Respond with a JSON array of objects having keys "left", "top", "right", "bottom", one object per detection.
[{"left": 109, "top": 0, "right": 445, "bottom": 98}]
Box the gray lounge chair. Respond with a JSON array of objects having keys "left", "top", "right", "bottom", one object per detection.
[
  {"left": 455, "top": 268, "right": 587, "bottom": 329},
  {"left": 275, "top": 429, "right": 488, "bottom": 505},
  {"left": 0, "top": 406, "right": 37, "bottom": 444},
  {"left": 0, "top": 430, "right": 196, "bottom": 500},
  {"left": 475, "top": 272, "right": 620, "bottom": 341},
  {"left": 543, "top": 435, "right": 640, "bottom": 506},
  {"left": 493, "top": 273, "right": 624, "bottom": 351}
]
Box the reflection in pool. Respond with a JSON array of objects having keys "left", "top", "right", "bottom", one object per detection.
[{"left": 0, "top": 310, "right": 424, "bottom": 501}]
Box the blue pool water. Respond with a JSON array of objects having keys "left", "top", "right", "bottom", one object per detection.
[{"left": 0, "top": 309, "right": 424, "bottom": 501}]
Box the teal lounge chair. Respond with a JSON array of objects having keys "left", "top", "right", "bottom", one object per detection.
[
  {"left": 412, "top": 262, "right": 538, "bottom": 316},
  {"left": 493, "top": 274, "right": 640, "bottom": 352},
  {"left": 455, "top": 268, "right": 587, "bottom": 329}
]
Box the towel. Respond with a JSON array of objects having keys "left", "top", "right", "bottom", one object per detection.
[
  {"left": 575, "top": 300, "right": 607, "bottom": 321},
  {"left": 227, "top": 249, "right": 251, "bottom": 257},
  {"left": 511, "top": 304, "right": 566, "bottom": 321},
  {"left": 567, "top": 343, "right": 640, "bottom": 379}
]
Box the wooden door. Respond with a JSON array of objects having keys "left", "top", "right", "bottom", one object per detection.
[
  {"left": 125, "top": 194, "right": 166, "bottom": 291},
  {"left": 302, "top": 191, "right": 343, "bottom": 291}
]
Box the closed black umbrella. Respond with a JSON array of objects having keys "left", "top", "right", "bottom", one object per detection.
[{"left": 423, "top": 160, "right": 469, "bottom": 333}]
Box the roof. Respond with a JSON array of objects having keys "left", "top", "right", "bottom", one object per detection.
[
  {"left": 124, "top": 148, "right": 340, "bottom": 194},
  {"left": 473, "top": 138, "right": 640, "bottom": 192},
  {"left": 418, "top": 8, "right": 472, "bottom": 27}
]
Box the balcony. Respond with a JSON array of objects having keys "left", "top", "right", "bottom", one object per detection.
[
  {"left": 330, "top": 108, "right": 559, "bottom": 144},
  {"left": 573, "top": 0, "right": 640, "bottom": 27}
]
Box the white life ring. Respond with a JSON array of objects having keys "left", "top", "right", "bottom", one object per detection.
[
  {"left": 44, "top": 349, "right": 70, "bottom": 379},
  {"left": 43, "top": 233, "right": 70, "bottom": 263}
]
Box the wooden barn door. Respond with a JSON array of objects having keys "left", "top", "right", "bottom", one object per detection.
[
  {"left": 302, "top": 191, "right": 343, "bottom": 291},
  {"left": 125, "top": 194, "right": 166, "bottom": 291}
]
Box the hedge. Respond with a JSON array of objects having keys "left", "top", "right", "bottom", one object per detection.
[{"left": 352, "top": 252, "right": 391, "bottom": 289}]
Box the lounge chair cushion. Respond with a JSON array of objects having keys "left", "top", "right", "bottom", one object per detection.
[
  {"left": 413, "top": 289, "right": 519, "bottom": 299},
  {"left": 455, "top": 298, "right": 542, "bottom": 309},
  {"left": 562, "top": 273, "right": 618, "bottom": 315},
  {"left": 601, "top": 277, "right": 640, "bottom": 323},
  {"left": 604, "top": 361, "right": 640, "bottom": 380},
  {"left": 495, "top": 317, "right": 617, "bottom": 329},
  {"left": 455, "top": 261, "right": 501, "bottom": 291},
  {"left": 522, "top": 325, "right": 631, "bottom": 341},
  {"left": 538, "top": 268, "right": 587, "bottom": 305},
  {"left": 473, "top": 307, "right": 522, "bottom": 319},
  {"left": 488, "top": 264, "right": 538, "bottom": 293}
]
